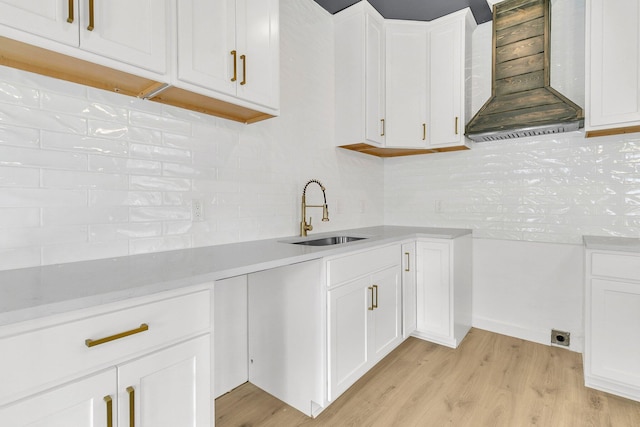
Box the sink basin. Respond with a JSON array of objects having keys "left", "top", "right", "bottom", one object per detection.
[{"left": 292, "top": 236, "right": 367, "bottom": 246}]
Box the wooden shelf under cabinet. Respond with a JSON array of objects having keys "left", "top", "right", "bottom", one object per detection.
[
  {"left": 339, "top": 142, "right": 470, "bottom": 158},
  {"left": 0, "top": 36, "right": 274, "bottom": 124}
]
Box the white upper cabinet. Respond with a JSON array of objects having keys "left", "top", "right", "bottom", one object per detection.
[
  {"left": 0, "top": 0, "right": 79, "bottom": 46},
  {"left": 79, "top": 0, "right": 168, "bottom": 73},
  {"left": 335, "top": 1, "right": 385, "bottom": 147},
  {"left": 586, "top": 0, "right": 640, "bottom": 136},
  {"left": 428, "top": 9, "right": 474, "bottom": 148},
  {"left": 385, "top": 21, "right": 428, "bottom": 148},
  {"left": 334, "top": 2, "right": 474, "bottom": 154},
  {"left": 0, "top": 0, "right": 168, "bottom": 74},
  {"left": 177, "top": 0, "right": 279, "bottom": 111}
]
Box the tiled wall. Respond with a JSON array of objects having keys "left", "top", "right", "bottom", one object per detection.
[
  {"left": 0, "top": 0, "right": 384, "bottom": 271},
  {"left": 385, "top": 2, "right": 640, "bottom": 245}
]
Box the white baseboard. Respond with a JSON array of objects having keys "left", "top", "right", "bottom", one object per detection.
[{"left": 472, "top": 315, "right": 583, "bottom": 353}]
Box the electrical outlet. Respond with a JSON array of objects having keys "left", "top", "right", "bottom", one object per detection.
[
  {"left": 192, "top": 199, "right": 204, "bottom": 221},
  {"left": 551, "top": 329, "right": 570, "bottom": 347}
]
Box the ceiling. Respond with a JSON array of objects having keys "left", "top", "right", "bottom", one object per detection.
[{"left": 313, "top": 0, "right": 493, "bottom": 24}]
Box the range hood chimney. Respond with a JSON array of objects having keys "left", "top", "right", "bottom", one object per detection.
[{"left": 465, "top": 0, "right": 584, "bottom": 142}]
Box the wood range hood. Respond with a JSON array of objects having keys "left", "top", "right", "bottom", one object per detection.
[
  {"left": 0, "top": 36, "right": 274, "bottom": 124},
  {"left": 465, "top": 0, "right": 584, "bottom": 142}
]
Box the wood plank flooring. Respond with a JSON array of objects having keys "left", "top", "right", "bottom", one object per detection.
[{"left": 215, "top": 328, "right": 640, "bottom": 426}]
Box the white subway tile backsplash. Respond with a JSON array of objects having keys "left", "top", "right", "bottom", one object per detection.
[
  {"left": 0, "top": 208, "right": 40, "bottom": 228},
  {"left": 89, "top": 222, "right": 162, "bottom": 242},
  {"left": 129, "top": 206, "right": 191, "bottom": 222},
  {"left": 89, "top": 190, "right": 162, "bottom": 207},
  {"left": 43, "top": 170, "right": 128, "bottom": 190},
  {"left": 88, "top": 120, "right": 162, "bottom": 144},
  {"left": 0, "top": 125, "right": 39, "bottom": 148},
  {"left": 88, "top": 155, "right": 161, "bottom": 175},
  {"left": 129, "top": 110, "right": 191, "bottom": 136},
  {"left": 0, "top": 80, "right": 39, "bottom": 107},
  {"left": 43, "top": 206, "right": 129, "bottom": 226},
  {"left": 0, "top": 145, "right": 87, "bottom": 171},
  {"left": 0, "top": 225, "right": 88, "bottom": 249},
  {"left": 0, "top": 188, "right": 87, "bottom": 207},
  {"left": 0, "top": 166, "right": 39, "bottom": 187},
  {"left": 0, "top": 103, "right": 87, "bottom": 134},
  {"left": 42, "top": 131, "right": 129, "bottom": 156},
  {"left": 129, "top": 143, "right": 191, "bottom": 163},
  {"left": 41, "top": 92, "right": 129, "bottom": 122},
  {"left": 129, "top": 175, "right": 191, "bottom": 192}
]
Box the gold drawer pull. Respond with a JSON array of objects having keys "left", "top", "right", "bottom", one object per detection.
[
  {"left": 381, "top": 118, "right": 385, "bottom": 136},
  {"left": 85, "top": 323, "right": 149, "bottom": 348},
  {"left": 422, "top": 123, "right": 426, "bottom": 141},
  {"left": 104, "top": 395, "right": 113, "bottom": 427},
  {"left": 368, "top": 286, "right": 374, "bottom": 310},
  {"left": 455, "top": 116, "right": 459, "bottom": 135},
  {"left": 87, "top": 0, "right": 95, "bottom": 31},
  {"left": 127, "top": 386, "right": 135, "bottom": 427},
  {"left": 230, "top": 50, "right": 237, "bottom": 82},
  {"left": 67, "top": 0, "right": 74, "bottom": 23},
  {"left": 372, "top": 284, "right": 378, "bottom": 309},
  {"left": 405, "top": 252, "right": 410, "bottom": 272},
  {"left": 240, "top": 54, "right": 247, "bottom": 85}
]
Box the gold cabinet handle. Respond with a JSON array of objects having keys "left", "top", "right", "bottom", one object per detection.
[
  {"left": 87, "top": 0, "right": 95, "bottom": 31},
  {"left": 368, "top": 286, "right": 374, "bottom": 311},
  {"left": 373, "top": 284, "right": 378, "bottom": 309},
  {"left": 126, "top": 386, "right": 135, "bottom": 427},
  {"left": 455, "top": 116, "right": 459, "bottom": 135},
  {"left": 404, "top": 252, "right": 410, "bottom": 272},
  {"left": 85, "top": 323, "right": 149, "bottom": 348},
  {"left": 67, "top": 0, "right": 74, "bottom": 23},
  {"left": 104, "top": 396, "right": 113, "bottom": 427},
  {"left": 380, "top": 119, "right": 385, "bottom": 136},
  {"left": 230, "top": 50, "right": 237, "bottom": 82},
  {"left": 422, "top": 123, "right": 426, "bottom": 141},
  {"left": 240, "top": 54, "right": 247, "bottom": 85}
]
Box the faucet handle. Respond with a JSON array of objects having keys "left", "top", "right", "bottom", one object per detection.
[{"left": 307, "top": 217, "right": 313, "bottom": 231}]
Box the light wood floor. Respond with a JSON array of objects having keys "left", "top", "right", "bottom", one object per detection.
[{"left": 215, "top": 328, "right": 640, "bottom": 426}]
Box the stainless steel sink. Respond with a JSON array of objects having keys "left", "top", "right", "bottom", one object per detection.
[{"left": 292, "top": 236, "right": 367, "bottom": 246}]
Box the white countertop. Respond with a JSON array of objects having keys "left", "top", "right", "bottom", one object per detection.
[
  {"left": 0, "top": 226, "right": 470, "bottom": 327},
  {"left": 583, "top": 235, "right": 640, "bottom": 253}
]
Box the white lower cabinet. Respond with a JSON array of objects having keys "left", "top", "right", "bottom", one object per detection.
[
  {"left": 414, "top": 236, "right": 472, "bottom": 348},
  {"left": 585, "top": 246, "right": 640, "bottom": 401},
  {"left": 327, "top": 244, "right": 402, "bottom": 401},
  {"left": 0, "top": 287, "right": 212, "bottom": 427},
  {"left": 0, "top": 369, "right": 116, "bottom": 427}
]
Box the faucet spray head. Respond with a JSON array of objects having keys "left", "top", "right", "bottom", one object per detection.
[{"left": 322, "top": 204, "right": 329, "bottom": 222}]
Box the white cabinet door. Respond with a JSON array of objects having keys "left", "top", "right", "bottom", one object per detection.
[
  {"left": 0, "top": 0, "right": 78, "bottom": 46},
  {"left": 177, "top": 0, "right": 278, "bottom": 109},
  {"left": 329, "top": 276, "right": 370, "bottom": 401},
  {"left": 416, "top": 240, "right": 451, "bottom": 338},
  {"left": 402, "top": 242, "right": 417, "bottom": 338},
  {"left": 0, "top": 369, "right": 116, "bottom": 427},
  {"left": 79, "top": 0, "right": 168, "bottom": 73},
  {"left": 334, "top": 1, "right": 385, "bottom": 147},
  {"left": 365, "top": 11, "right": 385, "bottom": 145},
  {"left": 589, "top": 278, "right": 640, "bottom": 387},
  {"left": 177, "top": 0, "right": 237, "bottom": 97},
  {"left": 117, "top": 335, "right": 211, "bottom": 427},
  {"left": 235, "top": 0, "right": 279, "bottom": 108},
  {"left": 586, "top": 0, "right": 640, "bottom": 131},
  {"left": 385, "top": 21, "right": 428, "bottom": 148},
  {"left": 369, "top": 265, "right": 402, "bottom": 360},
  {"left": 428, "top": 18, "right": 462, "bottom": 147}
]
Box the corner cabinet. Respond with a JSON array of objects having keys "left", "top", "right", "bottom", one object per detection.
[
  {"left": 584, "top": 242, "right": 640, "bottom": 402},
  {"left": 176, "top": 0, "right": 280, "bottom": 113},
  {"left": 335, "top": 2, "right": 475, "bottom": 157},
  {"left": 327, "top": 244, "right": 402, "bottom": 401},
  {"left": 0, "top": 287, "right": 212, "bottom": 427},
  {"left": 585, "top": 0, "right": 640, "bottom": 137},
  {"left": 334, "top": 1, "right": 385, "bottom": 147},
  {"left": 414, "top": 235, "right": 472, "bottom": 348}
]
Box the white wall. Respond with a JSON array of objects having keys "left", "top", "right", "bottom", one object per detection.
[
  {"left": 0, "top": 0, "right": 384, "bottom": 271},
  {"left": 385, "top": 0, "right": 639, "bottom": 351}
]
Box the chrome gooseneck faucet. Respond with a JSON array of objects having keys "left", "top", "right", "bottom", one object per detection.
[{"left": 300, "top": 179, "right": 329, "bottom": 236}]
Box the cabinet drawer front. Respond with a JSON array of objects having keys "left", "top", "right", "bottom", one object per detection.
[
  {"left": 0, "top": 290, "right": 210, "bottom": 404},
  {"left": 327, "top": 244, "right": 399, "bottom": 287},
  {"left": 591, "top": 253, "right": 640, "bottom": 281}
]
